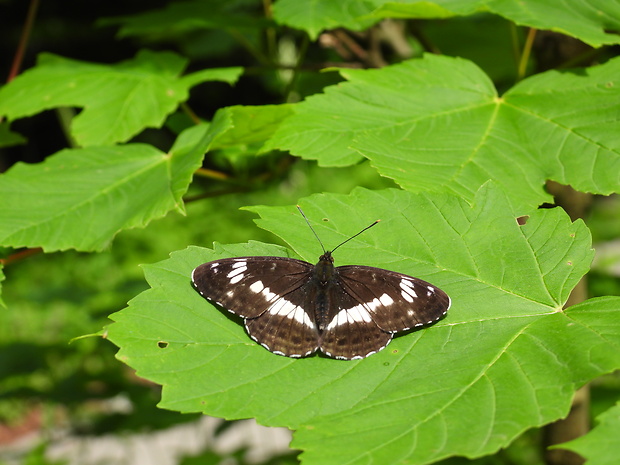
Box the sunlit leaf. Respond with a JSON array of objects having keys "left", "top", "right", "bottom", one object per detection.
[
  {"left": 107, "top": 185, "right": 619, "bottom": 465},
  {"left": 0, "top": 50, "right": 242, "bottom": 146}
]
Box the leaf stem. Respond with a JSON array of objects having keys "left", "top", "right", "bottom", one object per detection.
[
  {"left": 6, "top": 0, "right": 40, "bottom": 83},
  {"left": 262, "top": 0, "right": 277, "bottom": 61},
  {"left": 517, "top": 28, "right": 537, "bottom": 81},
  {"left": 0, "top": 247, "right": 43, "bottom": 266},
  {"left": 283, "top": 34, "right": 309, "bottom": 102}
]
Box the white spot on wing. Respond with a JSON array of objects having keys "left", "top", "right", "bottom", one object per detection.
[
  {"left": 327, "top": 304, "right": 372, "bottom": 330},
  {"left": 261, "top": 287, "right": 277, "bottom": 302},
  {"left": 209, "top": 262, "right": 220, "bottom": 271},
  {"left": 379, "top": 293, "right": 394, "bottom": 306},
  {"left": 227, "top": 265, "right": 247, "bottom": 284},
  {"left": 230, "top": 274, "right": 244, "bottom": 284},
  {"left": 400, "top": 279, "right": 419, "bottom": 302},
  {"left": 401, "top": 290, "right": 414, "bottom": 303},
  {"left": 267, "top": 298, "right": 314, "bottom": 328},
  {"left": 249, "top": 281, "right": 264, "bottom": 293}
]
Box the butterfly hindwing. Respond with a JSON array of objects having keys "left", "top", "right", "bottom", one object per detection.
[
  {"left": 244, "top": 279, "right": 320, "bottom": 357},
  {"left": 318, "top": 282, "right": 393, "bottom": 360}
]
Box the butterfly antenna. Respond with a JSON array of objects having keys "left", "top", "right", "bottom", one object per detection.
[
  {"left": 331, "top": 219, "right": 380, "bottom": 254},
  {"left": 297, "top": 205, "right": 326, "bottom": 254}
]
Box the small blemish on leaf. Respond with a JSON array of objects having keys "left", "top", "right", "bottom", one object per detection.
[
  {"left": 383, "top": 362, "right": 390, "bottom": 367},
  {"left": 157, "top": 341, "right": 169, "bottom": 348},
  {"left": 567, "top": 261, "right": 573, "bottom": 266},
  {"left": 516, "top": 215, "right": 529, "bottom": 225}
]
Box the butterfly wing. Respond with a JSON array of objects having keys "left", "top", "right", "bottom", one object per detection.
[
  {"left": 192, "top": 256, "right": 320, "bottom": 357},
  {"left": 318, "top": 265, "right": 449, "bottom": 359},
  {"left": 336, "top": 265, "right": 450, "bottom": 332}
]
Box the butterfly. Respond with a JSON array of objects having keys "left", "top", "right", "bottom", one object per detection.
[{"left": 192, "top": 208, "right": 450, "bottom": 360}]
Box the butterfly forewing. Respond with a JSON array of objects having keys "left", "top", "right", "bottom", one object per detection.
[
  {"left": 192, "top": 257, "right": 313, "bottom": 318},
  {"left": 335, "top": 265, "right": 450, "bottom": 332}
]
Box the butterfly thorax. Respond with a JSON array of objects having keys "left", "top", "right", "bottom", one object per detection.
[{"left": 313, "top": 251, "right": 335, "bottom": 284}]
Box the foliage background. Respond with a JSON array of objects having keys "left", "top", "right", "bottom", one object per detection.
[{"left": 0, "top": 1, "right": 619, "bottom": 464}]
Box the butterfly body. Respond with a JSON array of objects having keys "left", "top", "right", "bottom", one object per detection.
[
  {"left": 310, "top": 252, "right": 337, "bottom": 331},
  {"left": 192, "top": 251, "right": 450, "bottom": 360}
]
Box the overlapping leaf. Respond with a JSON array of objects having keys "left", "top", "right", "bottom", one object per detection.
[
  {"left": 0, "top": 122, "right": 26, "bottom": 148},
  {"left": 273, "top": 0, "right": 378, "bottom": 39},
  {"left": 209, "top": 104, "right": 295, "bottom": 151},
  {"left": 106, "top": 186, "right": 620, "bottom": 465},
  {"left": 555, "top": 401, "right": 620, "bottom": 465},
  {"left": 102, "top": 0, "right": 266, "bottom": 38},
  {"left": 0, "top": 50, "right": 242, "bottom": 146},
  {"left": 272, "top": 0, "right": 620, "bottom": 47},
  {"left": 0, "top": 113, "right": 232, "bottom": 252},
  {"left": 270, "top": 54, "right": 620, "bottom": 213}
]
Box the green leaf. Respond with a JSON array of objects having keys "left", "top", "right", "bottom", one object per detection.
[
  {"left": 0, "top": 50, "right": 242, "bottom": 146},
  {"left": 270, "top": 54, "right": 620, "bottom": 213},
  {"left": 553, "top": 401, "right": 620, "bottom": 465},
  {"left": 368, "top": 0, "right": 468, "bottom": 19},
  {"left": 295, "top": 297, "right": 620, "bottom": 465},
  {"left": 210, "top": 104, "right": 295, "bottom": 151},
  {"left": 488, "top": 0, "right": 620, "bottom": 48},
  {"left": 0, "top": 113, "right": 232, "bottom": 252},
  {"left": 106, "top": 185, "right": 619, "bottom": 465},
  {"left": 0, "top": 265, "right": 5, "bottom": 308},
  {"left": 0, "top": 122, "right": 27, "bottom": 148},
  {"left": 368, "top": 0, "right": 620, "bottom": 47},
  {"left": 102, "top": 0, "right": 266, "bottom": 38},
  {"left": 273, "top": 0, "right": 378, "bottom": 40}
]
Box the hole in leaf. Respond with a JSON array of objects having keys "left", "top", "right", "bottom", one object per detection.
[
  {"left": 517, "top": 215, "right": 529, "bottom": 225},
  {"left": 157, "top": 341, "right": 169, "bottom": 349}
]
